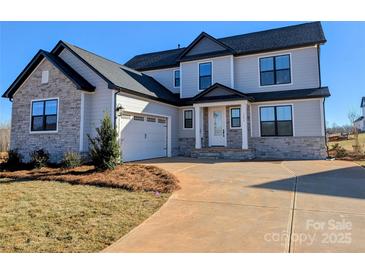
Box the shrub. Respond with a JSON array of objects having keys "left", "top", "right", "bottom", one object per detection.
[
  {"left": 331, "top": 143, "right": 347, "bottom": 158},
  {"left": 62, "top": 151, "right": 82, "bottom": 169},
  {"left": 88, "top": 113, "right": 120, "bottom": 170},
  {"left": 30, "top": 149, "right": 49, "bottom": 168},
  {"left": 3, "top": 149, "right": 23, "bottom": 169}
]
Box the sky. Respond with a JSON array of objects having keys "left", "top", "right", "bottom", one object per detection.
[{"left": 0, "top": 21, "right": 364, "bottom": 126}]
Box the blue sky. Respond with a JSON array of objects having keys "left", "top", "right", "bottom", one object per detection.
[{"left": 1, "top": 21, "right": 364, "bottom": 126}]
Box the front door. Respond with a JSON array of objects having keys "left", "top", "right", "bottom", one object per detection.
[{"left": 209, "top": 107, "right": 226, "bottom": 146}]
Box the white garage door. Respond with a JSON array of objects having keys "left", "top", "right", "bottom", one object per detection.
[{"left": 119, "top": 113, "right": 167, "bottom": 162}]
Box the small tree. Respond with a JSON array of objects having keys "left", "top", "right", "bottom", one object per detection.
[
  {"left": 88, "top": 113, "right": 120, "bottom": 170},
  {"left": 348, "top": 109, "right": 361, "bottom": 154}
]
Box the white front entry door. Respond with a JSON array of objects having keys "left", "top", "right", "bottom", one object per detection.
[
  {"left": 119, "top": 114, "right": 167, "bottom": 162},
  {"left": 209, "top": 107, "right": 226, "bottom": 146}
]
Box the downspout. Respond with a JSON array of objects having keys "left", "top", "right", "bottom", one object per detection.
[
  {"left": 113, "top": 90, "right": 121, "bottom": 129},
  {"left": 323, "top": 98, "right": 329, "bottom": 158}
]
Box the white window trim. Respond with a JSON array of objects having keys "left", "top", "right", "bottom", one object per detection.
[
  {"left": 229, "top": 106, "right": 241, "bottom": 129},
  {"left": 29, "top": 97, "right": 59, "bottom": 134},
  {"left": 173, "top": 69, "right": 180, "bottom": 88},
  {"left": 198, "top": 60, "right": 213, "bottom": 92},
  {"left": 257, "top": 52, "right": 293, "bottom": 88},
  {"left": 182, "top": 108, "right": 194, "bottom": 130},
  {"left": 257, "top": 103, "right": 295, "bottom": 137}
]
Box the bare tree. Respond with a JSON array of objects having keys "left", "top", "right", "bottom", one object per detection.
[
  {"left": 348, "top": 108, "right": 361, "bottom": 154},
  {"left": 0, "top": 122, "right": 10, "bottom": 152}
]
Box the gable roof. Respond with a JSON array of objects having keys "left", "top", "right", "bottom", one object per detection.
[
  {"left": 192, "top": 83, "right": 254, "bottom": 103},
  {"left": 2, "top": 50, "right": 95, "bottom": 99},
  {"left": 125, "top": 22, "right": 326, "bottom": 71},
  {"left": 361, "top": 97, "right": 365, "bottom": 107},
  {"left": 177, "top": 32, "right": 235, "bottom": 62},
  {"left": 51, "top": 41, "right": 180, "bottom": 105}
]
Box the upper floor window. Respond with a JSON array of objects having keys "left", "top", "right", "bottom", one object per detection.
[
  {"left": 183, "top": 109, "right": 193, "bottom": 129},
  {"left": 31, "top": 99, "right": 58, "bottom": 132},
  {"left": 259, "top": 54, "right": 291, "bottom": 86},
  {"left": 230, "top": 107, "right": 241, "bottom": 128},
  {"left": 199, "top": 62, "right": 212, "bottom": 90},
  {"left": 174, "top": 70, "right": 180, "bottom": 87},
  {"left": 260, "top": 105, "right": 293, "bottom": 137}
]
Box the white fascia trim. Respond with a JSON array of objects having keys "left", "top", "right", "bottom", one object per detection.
[
  {"left": 193, "top": 100, "right": 247, "bottom": 108},
  {"left": 29, "top": 97, "right": 60, "bottom": 134}
]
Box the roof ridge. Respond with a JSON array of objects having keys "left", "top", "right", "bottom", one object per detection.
[{"left": 218, "top": 21, "right": 321, "bottom": 41}]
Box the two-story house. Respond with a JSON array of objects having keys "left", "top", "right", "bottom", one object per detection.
[
  {"left": 354, "top": 97, "right": 365, "bottom": 132},
  {"left": 2, "top": 22, "right": 330, "bottom": 162}
]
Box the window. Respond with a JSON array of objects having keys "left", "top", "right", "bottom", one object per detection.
[
  {"left": 230, "top": 107, "right": 241, "bottom": 128},
  {"left": 31, "top": 99, "right": 58, "bottom": 132},
  {"left": 147, "top": 117, "right": 156, "bottom": 123},
  {"left": 174, "top": 70, "right": 180, "bottom": 87},
  {"left": 199, "top": 62, "right": 212, "bottom": 90},
  {"left": 260, "top": 105, "right": 293, "bottom": 136},
  {"left": 259, "top": 55, "right": 291, "bottom": 86},
  {"left": 133, "top": 116, "right": 144, "bottom": 121},
  {"left": 183, "top": 109, "right": 193, "bottom": 129}
]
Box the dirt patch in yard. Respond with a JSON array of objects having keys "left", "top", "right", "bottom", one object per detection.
[{"left": 0, "top": 164, "right": 180, "bottom": 193}]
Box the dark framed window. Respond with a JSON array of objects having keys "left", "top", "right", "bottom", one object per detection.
[
  {"left": 183, "top": 109, "right": 193, "bottom": 129},
  {"left": 31, "top": 99, "right": 58, "bottom": 132},
  {"left": 174, "top": 70, "right": 180, "bottom": 87},
  {"left": 260, "top": 105, "right": 293, "bottom": 137},
  {"left": 259, "top": 54, "right": 291, "bottom": 86},
  {"left": 199, "top": 62, "right": 212, "bottom": 90},
  {"left": 230, "top": 107, "right": 241, "bottom": 128}
]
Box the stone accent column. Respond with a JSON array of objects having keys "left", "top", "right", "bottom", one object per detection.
[
  {"left": 194, "top": 106, "right": 201, "bottom": 149},
  {"left": 241, "top": 101, "right": 248, "bottom": 149}
]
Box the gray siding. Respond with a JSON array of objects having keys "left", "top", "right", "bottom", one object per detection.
[
  {"left": 186, "top": 37, "right": 226, "bottom": 56},
  {"left": 234, "top": 46, "right": 319, "bottom": 93},
  {"left": 181, "top": 56, "right": 232, "bottom": 98},
  {"left": 143, "top": 67, "right": 180, "bottom": 94},
  {"left": 116, "top": 93, "right": 179, "bottom": 155},
  {"left": 250, "top": 99, "right": 323, "bottom": 137},
  {"left": 59, "top": 48, "right": 113, "bottom": 151}
]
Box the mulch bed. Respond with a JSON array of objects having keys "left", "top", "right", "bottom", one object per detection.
[{"left": 0, "top": 164, "right": 180, "bottom": 193}]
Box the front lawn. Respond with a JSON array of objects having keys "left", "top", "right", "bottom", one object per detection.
[{"left": 0, "top": 179, "right": 169, "bottom": 252}]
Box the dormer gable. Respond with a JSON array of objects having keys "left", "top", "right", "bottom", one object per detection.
[{"left": 178, "top": 32, "right": 234, "bottom": 62}]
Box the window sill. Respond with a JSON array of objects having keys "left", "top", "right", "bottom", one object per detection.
[{"left": 29, "top": 130, "right": 58, "bottom": 134}]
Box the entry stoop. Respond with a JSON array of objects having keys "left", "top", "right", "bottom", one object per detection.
[{"left": 191, "top": 148, "right": 255, "bottom": 160}]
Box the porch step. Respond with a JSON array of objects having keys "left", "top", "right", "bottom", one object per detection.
[{"left": 191, "top": 148, "right": 255, "bottom": 160}]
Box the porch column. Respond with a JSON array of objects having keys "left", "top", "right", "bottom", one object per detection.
[
  {"left": 241, "top": 101, "right": 248, "bottom": 149},
  {"left": 194, "top": 106, "right": 201, "bottom": 149}
]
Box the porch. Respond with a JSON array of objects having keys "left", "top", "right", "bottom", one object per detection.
[{"left": 192, "top": 99, "right": 251, "bottom": 159}]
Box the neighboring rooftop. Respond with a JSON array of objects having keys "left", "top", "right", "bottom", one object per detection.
[
  {"left": 361, "top": 97, "right": 365, "bottom": 107},
  {"left": 125, "top": 21, "right": 326, "bottom": 71}
]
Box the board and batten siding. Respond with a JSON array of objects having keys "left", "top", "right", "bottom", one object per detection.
[
  {"left": 181, "top": 55, "right": 232, "bottom": 98},
  {"left": 143, "top": 67, "right": 180, "bottom": 94},
  {"left": 116, "top": 93, "right": 179, "bottom": 155},
  {"left": 234, "top": 46, "right": 320, "bottom": 93},
  {"left": 250, "top": 99, "right": 324, "bottom": 137},
  {"left": 59, "top": 48, "right": 114, "bottom": 151}
]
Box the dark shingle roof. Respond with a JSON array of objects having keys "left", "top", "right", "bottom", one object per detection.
[
  {"left": 2, "top": 50, "right": 95, "bottom": 99},
  {"left": 125, "top": 22, "right": 326, "bottom": 71},
  {"left": 361, "top": 97, "right": 365, "bottom": 107},
  {"left": 248, "top": 87, "right": 330, "bottom": 102},
  {"left": 354, "top": 116, "right": 364, "bottom": 123},
  {"left": 52, "top": 41, "right": 180, "bottom": 104}
]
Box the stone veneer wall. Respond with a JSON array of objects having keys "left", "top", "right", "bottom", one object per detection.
[
  {"left": 250, "top": 136, "right": 327, "bottom": 160},
  {"left": 10, "top": 60, "right": 82, "bottom": 163}
]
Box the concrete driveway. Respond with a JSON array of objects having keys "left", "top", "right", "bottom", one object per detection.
[{"left": 104, "top": 158, "right": 365, "bottom": 252}]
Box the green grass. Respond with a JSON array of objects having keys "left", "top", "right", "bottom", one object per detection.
[
  {"left": 328, "top": 133, "right": 365, "bottom": 151},
  {"left": 0, "top": 179, "right": 169, "bottom": 252}
]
